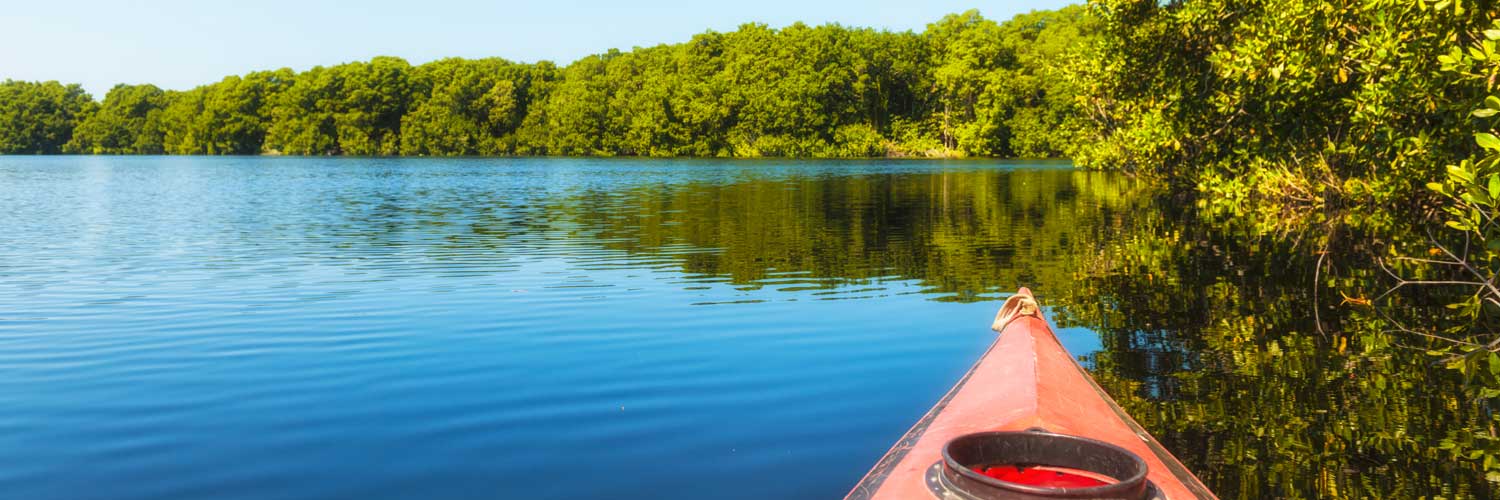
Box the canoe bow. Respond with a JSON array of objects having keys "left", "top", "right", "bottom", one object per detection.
[{"left": 845, "top": 288, "right": 1216, "bottom": 500}]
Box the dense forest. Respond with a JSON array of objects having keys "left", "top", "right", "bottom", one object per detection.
[{"left": 0, "top": 7, "right": 1091, "bottom": 159}]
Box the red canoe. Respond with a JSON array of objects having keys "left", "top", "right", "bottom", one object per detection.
[{"left": 845, "top": 288, "right": 1216, "bottom": 500}]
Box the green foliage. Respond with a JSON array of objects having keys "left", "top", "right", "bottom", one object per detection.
[
  {"left": 0, "top": 80, "right": 95, "bottom": 154},
  {"left": 925, "top": 10, "right": 1010, "bottom": 155},
  {"left": 999, "top": 8, "right": 1099, "bottom": 158},
  {"left": 917, "top": 6, "right": 1098, "bottom": 158},
  {"left": 400, "top": 58, "right": 527, "bottom": 156},
  {"left": 65, "top": 84, "right": 172, "bottom": 154},
  {"left": 265, "top": 57, "right": 412, "bottom": 155},
  {"left": 1420, "top": 18, "right": 1500, "bottom": 393},
  {"left": 0, "top": 8, "right": 1097, "bottom": 158},
  {"left": 1076, "top": 0, "right": 1498, "bottom": 210},
  {"left": 160, "top": 70, "right": 295, "bottom": 155},
  {"left": 1055, "top": 6, "right": 1500, "bottom": 493}
]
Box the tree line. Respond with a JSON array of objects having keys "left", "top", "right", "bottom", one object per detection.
[
  {"left": 0, "top": 7, "right": 1093, "bottom": 158},
  {"left": 5, "top": 0, "right": 1497, "bottom": 211}
]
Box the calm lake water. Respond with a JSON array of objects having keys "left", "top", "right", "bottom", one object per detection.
[{"left": 1, "top": 157, "right": 1493, "bottom": 499}]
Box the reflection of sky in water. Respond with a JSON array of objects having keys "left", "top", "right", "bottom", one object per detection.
[
  {"left": 1052, "top": 321, "right": 1104, "bottom": 368},
  {"left": 0, "top": 156, "right": 1114, "bottom": 500}
]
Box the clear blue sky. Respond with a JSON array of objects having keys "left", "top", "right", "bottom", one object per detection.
[{"left": 1, "top": 1, "right": 1076, "bottom": 98}]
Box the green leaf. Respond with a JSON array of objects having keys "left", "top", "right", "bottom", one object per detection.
[
  {"left": 1428, "top": 182, "right": 1448, "bottom": 194},
  {"left": 1448, "top": 220, "right": 1472, "bottom": 231},
  {"left": 1476, "top": 108, "right": 1499, "bottom": 118},
  {"left": 1450, "top": 164, "right": 1476, "bottom": 182},
  {"left": 1488, "top": 174, "right": 1499, "bottom": 200},
  {"left": 1478, "top": 133, "right": 1500, "bottom": 151},
  {"left": 1488, "top": 95, "right": 1500, "bottom": 109},
  {"left": 1487, "top": 29, "right": 1500, "bottom": 40}
]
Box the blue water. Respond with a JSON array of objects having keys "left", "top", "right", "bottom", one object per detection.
[{"left": 0, "top": 157, "right": 1108, "bottom": 500}]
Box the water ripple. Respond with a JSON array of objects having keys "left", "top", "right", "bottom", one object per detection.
[{"left": 0, "top": 156, "right": 1115, "bottom": 500}]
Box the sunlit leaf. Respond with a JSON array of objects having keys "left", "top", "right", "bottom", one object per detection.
[
  {"left": 1450, "top": 164, "right": 1476, "bottom": 182},
  {"left": 1477, "top": 133, "right": 1500, "bottom": 151}
]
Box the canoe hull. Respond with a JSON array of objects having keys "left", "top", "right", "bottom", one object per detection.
[{"left": 845, "top": 291, "right": 1215, "bottom": 499}]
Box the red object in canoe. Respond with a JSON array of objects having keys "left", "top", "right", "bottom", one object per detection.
[{"left": 845, "top": 288, "right": 1216, "bottom": 500}]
